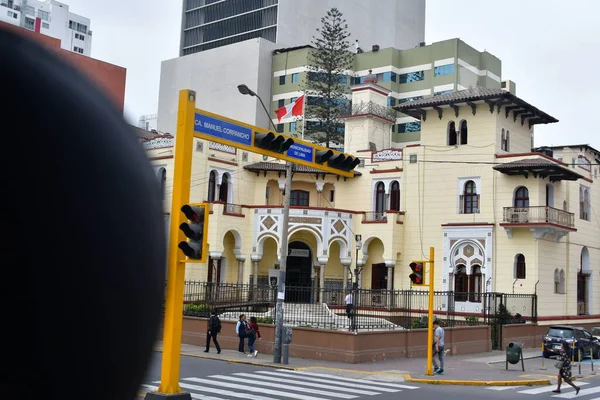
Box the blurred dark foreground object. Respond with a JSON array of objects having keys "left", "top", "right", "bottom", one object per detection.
[{"left": 0, "top": 25, "right": 166, "bottom": 399}]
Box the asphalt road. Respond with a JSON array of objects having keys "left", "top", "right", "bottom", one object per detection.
[{"left": 135, "top": 353, "right": 600, "bottom": 400}]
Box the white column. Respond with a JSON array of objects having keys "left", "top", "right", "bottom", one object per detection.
[
  {"left": 385, "top": 260, "right": 395, "bottom": 310},
  {"left": 236, "top": 255, "right": 246, "bottom": 285}
]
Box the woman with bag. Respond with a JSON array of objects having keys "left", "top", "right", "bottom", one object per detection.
[
  {"left": 553, "top": 341, "right": 580, "bottom": 394},
  {"left": 246, "top": 316, "right": 261, "bottom": 357}
]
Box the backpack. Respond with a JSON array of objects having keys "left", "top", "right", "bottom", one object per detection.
[
  {"left": 246, "top": 324, "right": 256, "bottom": 337},
  {"left": 213, "top": 316, "right": 221, "bottom": 333}
]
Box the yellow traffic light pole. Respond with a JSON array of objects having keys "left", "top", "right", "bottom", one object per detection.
[
  {"left": 425, "top": 246, "right": 435, "bottom": 376},
  {"left": 155, "top": 90, "right": 196, "bottom": 395}
]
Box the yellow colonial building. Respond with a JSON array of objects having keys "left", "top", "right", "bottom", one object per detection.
[{"left": 143, "top": 78, "right": 599, "bottom": 323}]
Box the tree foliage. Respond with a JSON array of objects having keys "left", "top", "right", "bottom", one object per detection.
[{"left": 302, "top": 8, "right": 354, "bottom": 148}]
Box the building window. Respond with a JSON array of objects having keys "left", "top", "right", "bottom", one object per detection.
[
  {"left": 554, "top": 269, "right": 560, "bottom": 294},
  {"left": 468, "top": 265, "right": 482, "bottom": 302},
  {"left": 290, "top": 190, "right": 309, "bottom": 207},
  {"left": 559, "top": 269, "right": 566, "bottom": 294},
  {"left": 291, "top": 73, "right": 299, "bottom": 83},
  {"left": 434, "top": 90, "right": 454, "bottom": 96},
  {"left": 160, "top": 169, "right": 166, "bottom": 201},
  {"left": 289, "top": 121, "right": 297, "bottom": 132},
  {"left": 279, "top": 75, "right": 285, "bottom": 85},
  {"left": 375, "top": 182, "right": 386, "bottom": 214},
  {"left": 399, "top": 96, "right": 423, "bottom": 104},
  {"left": 382, "top": 71, "right": 397, "bottom": 82},
  {"left": 24, "top": 5, "right": 35, "bottom": 15},
  {"left": 37, "top": 9, "right": 49, "bottom": 21},
  {"left": 448, "top": 121, "right": 457, "bottom": 146},
  {"left": 75, "top": 33, "right": 85, "bottom": 41},
  {"left": 434, "top": 64, "right": 455, "bottom": 77},
  {"left": 24, "top": 17, "right": 35, "bottom": 30},
  {"left": 390, "top": 181, "right": 400, "bottom": 211},
  {"left": 515, "top": 254, "right": 526, "bottom": 279},
  {"left": 278, "top": 99, "right": 284, "bottom": 108},
  {"left": 7, "top": 10, "right": 17, "bottom": 18},
  {"left": 42, "top": 22, "right": 49, "bottom": 29},
  {"left": 387, "top": 97, "right": 396, "bottom": 107},
  {"left": 290, "top": 96, "right": 297, "bottom": 103},
  {"left": 461, "top": 180, "right": 479, "bottom": 214},
  {"left": 501, "top": 129, "right": 511, "bottom": 151},
  {"left": 207, "top": 170, "right": 217, "bottom": 202},
  {"left": 219, "top": 173, "right": 230, "bottom": 202},
  {"left": 454, "top": 265, "right": 468, "bottom": 302},
  {"left": 459, "top": 120, "right": 468, "bottom": 145},
  {"left": 329, "top": 190, "right": 335, "bottom": 203},
  {"left": 73, "top": 46, "right": 84, "bottom": 54},
  {"left": 580, "top": 186, "right": 590, "bottom": 221},
  {"left": 514, "top": 186, "right": 529, "bottom": 207},
  {"left": 399, "top": 71, "right": 424, "bottom": 84},
  {"left": 398, "top": 121, "right": 421, "bottom": 133}
]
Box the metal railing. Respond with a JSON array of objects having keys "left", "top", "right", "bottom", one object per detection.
[
  {"left": 181, "top": 282, "right": 537, "bottom": 332},
  {"left": 363, "top": 212, "right": 387, "bottom": 222},
  {"left": 502, "top": 206, "right": 574, "bottom": 227},
  {"left": 223, "top": 203, "right": 243, "bottom": 215}
]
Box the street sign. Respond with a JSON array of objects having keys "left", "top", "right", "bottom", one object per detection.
[{"left": 193, "top": 109, "right": 360, "bottom": 178}]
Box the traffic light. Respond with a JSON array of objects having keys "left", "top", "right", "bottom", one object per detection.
[
  {"left": 409, "top": 261, "right": 425, "bottom": 285},
  {"left": 254, "top": 132, "right": 295, "bottom": 154},
  {"left": 315, "top": 149, "right": 334, "bottom": 164},
  {"left": 178, "top": 203, "right": 209, "bottom": 262},
  {"left": 328, "top": 153, "right": 361, "bottom": 172}
]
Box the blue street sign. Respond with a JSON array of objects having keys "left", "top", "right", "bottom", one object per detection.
[
  {"left": 287, "top": 143, "right": 314, "bottom": 162},
  {"left": 194, "top": 112, "right": 252, "bottom": 147}
]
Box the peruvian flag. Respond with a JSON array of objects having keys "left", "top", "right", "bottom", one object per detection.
[{"left": 275, "top": 95, "right": 304, "bottom": 122}]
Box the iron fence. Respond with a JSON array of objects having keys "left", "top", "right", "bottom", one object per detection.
[{"left": 181, "top": 281, "right": 537, "bottom": 332}]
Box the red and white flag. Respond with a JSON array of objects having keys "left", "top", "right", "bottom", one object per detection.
[{"left": 275, "top": 95, "right": 305, "bottom": 122}]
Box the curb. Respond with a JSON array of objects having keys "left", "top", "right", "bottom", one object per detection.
[
  {"left": 405, "top": 377, "right": 551, "bottom": 386},
  {"left": 153, "top": 349, "right": 298, "bottom": 370}
]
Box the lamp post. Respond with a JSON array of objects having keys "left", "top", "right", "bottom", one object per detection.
[
  {"left": 354, "top": 234, "right": 363, "bottom": 288},
  {"left": 238, "top": 83, "right": 293, "bottom": 363}
]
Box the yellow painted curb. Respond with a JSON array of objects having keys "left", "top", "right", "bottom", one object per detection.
[
  {"left": 405, "top": 377, "right": 551, "bottom": 386},
  {"left": 152, "top": 349, "right": 297, "bottom": 370}
]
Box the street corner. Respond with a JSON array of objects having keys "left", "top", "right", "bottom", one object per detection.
[
  {"left": 404, "top": 372, "right": 552, "bottom": 386},
  {"left": 296, "top": 366, "right": 410, "bottom": 383},
  {"left": 178, "top": 351, "right": 299, "bottom": 370}
]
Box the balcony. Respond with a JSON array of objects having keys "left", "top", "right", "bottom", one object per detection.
[
  {"left": 500, "top": 206, "right": 576, "bottom": 242},
  {"left": 362, "top": 211, "right": 404, "bottom": 224}
]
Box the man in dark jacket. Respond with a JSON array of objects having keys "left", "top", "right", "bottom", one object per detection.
[{"left": 204, "top": 310, "right": 221, "bottom": 353}]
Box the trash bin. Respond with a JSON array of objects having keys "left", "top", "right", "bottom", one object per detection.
[{"left": 506, "top": 342, "right": 522, "bottom": 364}]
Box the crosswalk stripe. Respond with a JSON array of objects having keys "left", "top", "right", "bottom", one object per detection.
[
  {"left": 486, "top": 386, "right": 523, "bottom": 391},
  {"left": 208, "top": 374, "right": 358, "bottom": 399},
  {"left": 184, "top": 376, "right": 335, "bottom": 400},
  {"left": 518, "top": 382, "right": 590, "bottom": 395},
  {"left": 255, "top": 371, "right": 402, "bottom": 393},
  {"left": 552, "top": 386, "right": 600, "bottom": 399},
  {"left": 142, "top": 384, "right": 222, "bottom": 400},
  {"left": 233, "top": 372, "right": 388, "bottom": 395},
  {"left": 277, "top": 369, "right": 419, "bottom": 389},
  {"left": 179, "top": 382, "right": 281, "bottom": 400}
]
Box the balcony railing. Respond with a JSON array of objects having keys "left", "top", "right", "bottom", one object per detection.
[
  {"left": 363, "top": 211, "right": 387, "bottom": 222},
  {"left": 223, "top": 203, "right": 243, "bottom": 216},
  {"left": 502, "top": 206, "right": 575, "bottom": 228}
]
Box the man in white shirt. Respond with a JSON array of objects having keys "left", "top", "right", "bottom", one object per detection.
[
  {"left": 344, "top": 292, "right": 355, "bottom": 331},
  {"left": 433, "top": 319, "right": 445, "bottom": 374}
]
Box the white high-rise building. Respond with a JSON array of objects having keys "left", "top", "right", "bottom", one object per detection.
[
  {"left": 0, "top": 0, "right": 92, "bottom": 56},
  {"left": 180, "top": 0, "right": 426, "bottom": 55}
]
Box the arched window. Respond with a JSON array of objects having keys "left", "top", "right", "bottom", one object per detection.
[
  {"left": 501, "top": 129, "right": 506, "bottom": 151},
  {"left": 454, "top": 265, "right": 468, "bottom": 302},
  {"left": 554, "top": 269, "right": 560, "bottom": 294},
  {"left": 563, "top": 200, "right": 568, "bottom": 211},
  {"left": 559, "top": 269, "right": 566, "bottom": 294},
  {"left": 390, "top": 181, "right": 400, "bottom": 211},
  {"left": 207, "top": 170, "right": 217, "bottom": 202},
  {"left": 459, "top": 120, "right": 468, "bottom": 145},
  {"left": 514, "top": 186, "right": 529, "bottom": 207},
  {"left": 469, "top": 265, "right": 482, "bottom": 302},
  {"left": 290, "top": 190, "right": 309, "bottom": 206},
  {"left": 506, "top": 130, "right": 510, "bottom": 151},
  {"left": 580, "top": 187, "right": 590, "bottom": 221},
  {"left": 448, "top": 121, "right": 457, "bottom": 146},
  {"left": 462, "top": 180, "right": 479, "bottom": 214},
  {"left": 515, "top": 254, "right": 526, "bottom": 279},
  {"left": 219, "top": 173, "right": 229, "bottom": 202},
  {"left": 375, "top": 182, "right": 386, "bottom": 214}
]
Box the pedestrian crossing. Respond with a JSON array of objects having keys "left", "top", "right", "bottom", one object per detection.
[
  {"left": 141, "top": 369, "right": 421, "bottom": 399},
  {"left": 486, "top": 380, "right": 600, "bottom": 399}
]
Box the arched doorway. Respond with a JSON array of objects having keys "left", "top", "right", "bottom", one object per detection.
[{"left": 286, "top": 241, "right": 312, "bottom": 303}]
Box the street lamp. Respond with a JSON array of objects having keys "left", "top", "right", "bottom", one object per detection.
[
  {"left": 354, "top": 234, "right": 363, "bottom": 288},
  {"left": 237, "top": 83, "right": 293, "bottom": 364}
]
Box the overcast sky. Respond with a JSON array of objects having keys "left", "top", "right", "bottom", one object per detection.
[{"left": 66, "top": 0, "right": 599, "bottom": 149}]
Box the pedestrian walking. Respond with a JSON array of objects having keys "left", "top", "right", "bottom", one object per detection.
[
  {"left": 236, "top": 314, "right": 249, "bottom": 354},
  {"left": 553, "top": 341, "right": 580, "bottom": 394},
  {"left": 247, "top": 316, "right": 261, "bottom": 357},
  {"left": 203, "top": 310, "right": 221, "bottom": 354},
  {"left": 432, "top": 320, "right": 445, "bottom": 375},
  {"left": 344, "top": 291, "right": 355, "bottom": 331}
]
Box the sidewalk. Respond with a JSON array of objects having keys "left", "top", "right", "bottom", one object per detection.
[{"left": 153, "top": 341, "right": 598, "bottom": 386}]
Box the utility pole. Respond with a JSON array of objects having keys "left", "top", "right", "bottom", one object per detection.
[{"left": 273, "top": 161, "right": 293, "bottom": 363}]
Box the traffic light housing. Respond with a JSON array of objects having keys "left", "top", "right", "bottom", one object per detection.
[
  {"left": 254, "top": 132, "right": 295, "bottom": 154},
  {"left": 178, "top": 203, "right": 209, "bottom": 262},
  {"left": 315, "top": 149, "right": 334, "bottom": 164},
  {"left": 328, "top": 153, "right": 361, "bottom": 172},
  {"left": 409, "top": 261, "right": 425, "bottom": 285}
]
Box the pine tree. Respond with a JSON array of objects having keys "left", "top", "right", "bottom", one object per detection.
[{"left": 302, "top": 8, "right": 354, "bottom": 148}]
